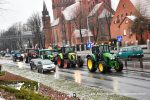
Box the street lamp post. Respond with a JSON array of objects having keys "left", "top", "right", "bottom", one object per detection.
[{"left": 87, "top": 16, "right": 91, "bottom": 43}]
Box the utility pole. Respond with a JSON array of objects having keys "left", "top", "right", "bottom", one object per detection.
[{"left": 87, "top": 16, "right": 91, "bottom": 43}]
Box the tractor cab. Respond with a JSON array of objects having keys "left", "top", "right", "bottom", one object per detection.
[{"left": 38, "top": 49, "right": 53, "bottom": 59}]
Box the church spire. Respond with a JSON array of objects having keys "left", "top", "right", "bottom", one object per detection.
[{"left": 42, "top": 1, "right": 49, "bottom": 16}]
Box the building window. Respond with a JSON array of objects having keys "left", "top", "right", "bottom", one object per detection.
[
  {"left": 123, "top": 4, "right": 126, "bottom": 8},
  {"left": 123, "top": 29, "right": 127, "bottom": 36},
  {"left": 126, "top": 13, "right": 128, "bottom": 16},
  {"left": 125, "top": 20, "right": 128, "bottom": 24}
]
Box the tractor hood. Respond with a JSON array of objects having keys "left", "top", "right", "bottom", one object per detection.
[
  {"left": 103, "top": 53, "right": 116, "bottom": 60},
  {"left": 48, "top": 55, "right": 53, "bottom": 58}
]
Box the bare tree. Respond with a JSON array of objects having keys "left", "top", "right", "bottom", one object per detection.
[
  {"left": 131, "top": 16, "right": 149, "bottom": 44},
  {"left": 26, "top": 12, "right": 43, "bottom": 48},
  {"left": 131, "top": 4, "right": 149, "bottom": 44},
  {"left": 102, "top": 0, "right": 114, "bottom": 41},
  {"left": 71, "top": 2, "right": 87, "bottom": 44}
]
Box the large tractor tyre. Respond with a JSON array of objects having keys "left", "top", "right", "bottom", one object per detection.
[
  {"left": 25, "top": 57, "right": 29, "bottom": 63},
  {"left": 63, "top": 60, "right": 70, "bottom": 68},
  {"left": 57, "top": 56, "right": 64, "bottom": 68},
  {"left": 87, "top": 57, "right": 97, "bottom": 72},
  {"left": 98, "top": 61, "right": 107, "bottom": 74},
  {"left": 76, "top": 57, "right": 83, "bottom": 68},
  {"left": 114, "top": 60, "right": 123, "bottom": 72}
]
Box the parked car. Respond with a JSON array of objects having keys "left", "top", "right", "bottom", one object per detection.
[
  {"left": 4, "top": 53, "right": 12, "bottom": 57},
  {"left": 30, "top": 59, "right": 56, "bottom": 73},
  {"left": 12, "top": 52, "right": 23, "bottom": 62},
  {"left": 117, "top": 46, "right": 144, "bottom": 59}
]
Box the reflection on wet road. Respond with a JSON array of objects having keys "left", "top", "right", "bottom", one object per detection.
[{"left": 1, "top": 59, "right": 150, "bottom": 100}]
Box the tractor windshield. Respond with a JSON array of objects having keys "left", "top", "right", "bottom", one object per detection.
[
  {"left": 99, "top": 45, "right": 110, "bottom": 53},
  {"left": 92, "top": 46, "right": 100, "bottom": 54}
]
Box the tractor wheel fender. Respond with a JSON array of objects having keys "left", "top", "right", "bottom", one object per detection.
[
  {"left": 58, "top": 53, "right": 63, "bottom": 60},
  {"left": 68, "top": 53, "right": 76, "bottom": 60},
  {"left": 87, "top": 54, "right": 96, "bottom": 61}
]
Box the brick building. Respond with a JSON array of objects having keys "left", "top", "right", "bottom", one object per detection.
[
  {"left": 42, "top": 0, "right": 116, "bottom": 48},
  {"left": 111, "top": 0, "right": 150, "bottom": 45}
]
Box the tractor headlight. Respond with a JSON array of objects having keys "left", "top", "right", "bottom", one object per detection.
[{"left": 110, "top": 57, "right": 115, "bottom": 60}]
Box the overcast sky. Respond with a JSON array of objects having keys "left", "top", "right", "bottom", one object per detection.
[
  {"left": 0, "top": 0, "right": 119, "bottom": 31},
  {"left": 0, "top": 0, "right": 53, "bottom": 30}
]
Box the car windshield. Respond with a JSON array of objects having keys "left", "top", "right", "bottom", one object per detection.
[
  {"left": 41, "top": 60, "right": 53, "bottom": 65},
  {"left": 133, "top": 46, "right": 141, "bottom": 51},
  {"left": 16, "top": 53, "right": 21, "bottom": 56},
  {"left": 120, "top": 48, "right": 128, "bottom": 52}
]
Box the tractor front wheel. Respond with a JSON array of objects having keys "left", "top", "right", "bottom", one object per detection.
[
  {"left": 114, "top": 60, "right": 123, "bottom": 72},
  {"left": 98, "top": 62, "right": 107, "bottom": 73},
  {"left": 87, "top": 57, "right": 97, "bottom": 72}
]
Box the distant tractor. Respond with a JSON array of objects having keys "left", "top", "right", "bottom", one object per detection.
[
  {"left": 25, "top": 48, "right": 38, "bottom": 63},
  {"left": 57, "top": 46, "right": 84, "bottom": 68},
  {"left": 87, "top": 45, "right": 123, "bottom": 73}
]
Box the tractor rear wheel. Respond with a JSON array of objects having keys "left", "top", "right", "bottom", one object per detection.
[
  {"left": 98, "top": 62, "right": 107, "bottom": 73},
  {"left": 114, "top": 60, "right": 123, "bottom": 72},
  {"left": 87, "top": 57, "right": 97, "bottom": 72},
  {"left": 57, "top": 56, "right": 63, "bottom": 68}
]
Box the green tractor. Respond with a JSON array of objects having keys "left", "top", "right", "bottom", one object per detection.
[
  {"left": 57, "top": 46, "right": 84, "bottom": 68},
  {"left": 87, "top": 44, "right": 123, "bottom": 73},
  {"left": 38, "top": 49, "right": 54, "bottom": 61}
]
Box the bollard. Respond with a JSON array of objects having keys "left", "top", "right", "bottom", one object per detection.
[
  {"left": 84, "top": 45, "right": 86, "bottom": 51},
  {"left": 75, "top": 45, "right": 77, "bottom": 52},
  {"left": 135, "top": 40, "right": 138, "bottom": 46},
  {"left": 0, "top": 64, "right": 2, "bottom": 72},
  {"left": 79, "top": 45, "right": 81, "bottom": 51},
  {"left": 73, "top": 93, "right": 77, "bottom": 100},
  {"left": 147, "top": 39, "right": 150, "bottom": 51},
  {"left": 139, "top": 58, "right": 143, "bottom": 68},
  {"left": 125, "top": 59, "right": 127, "bottom": 67},
  {"left": 116, "top": 42, "right": 119, "bottom": 52}
]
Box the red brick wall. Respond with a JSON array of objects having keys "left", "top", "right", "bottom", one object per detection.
[{"left": 110, "top": 0, "right": 147, "bottom": 45}]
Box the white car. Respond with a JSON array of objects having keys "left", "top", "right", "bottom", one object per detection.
[
  {"left": 36, "top": 59, "right": 56, "bottom": 73},
  {"left": 30, "top": 58, "right": 42, "bottom": 70}
]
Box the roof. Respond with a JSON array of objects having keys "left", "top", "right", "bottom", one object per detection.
[
  {"left": 51, "top": 18, "right": 59, "bottom": 27},
  {"left": 62, "top": 2, "right": 80, "bottom": 21},
  {"left": 88, "top": 3, "right": 103, "bottom": 17},
  {"left": 126, "top": 15, "right": 137, "bottom": 21},
  {"left": 73, "top": 29, "right": 93, "bottom": 38},
  {"left": 111, "top": 0, "right": 120, "bottom": 11},
  {"left": 98, "top": 8, "right": 112, "bottom": 18},
  {"left": 130, "top": 0, "right": 150, "bottom": 18}
]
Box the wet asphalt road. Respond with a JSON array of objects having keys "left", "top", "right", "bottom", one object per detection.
[{"left": 0, "top": 58, "right": 150, "bottom": 100}]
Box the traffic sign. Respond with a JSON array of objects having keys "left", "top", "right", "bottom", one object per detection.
[
  {"left": 117, "top": 36, "right": 123, "bottom": 42},
  {"left": 87, "top": 42, "right": 94, "bottom": 48}
]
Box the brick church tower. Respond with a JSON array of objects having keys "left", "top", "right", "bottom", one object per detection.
[
  {"left": 42, "top": 1, "right": 51, "bottom": 48},
  {"left": 52, "top": 0, "right": 75, "bottom": 19}
]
